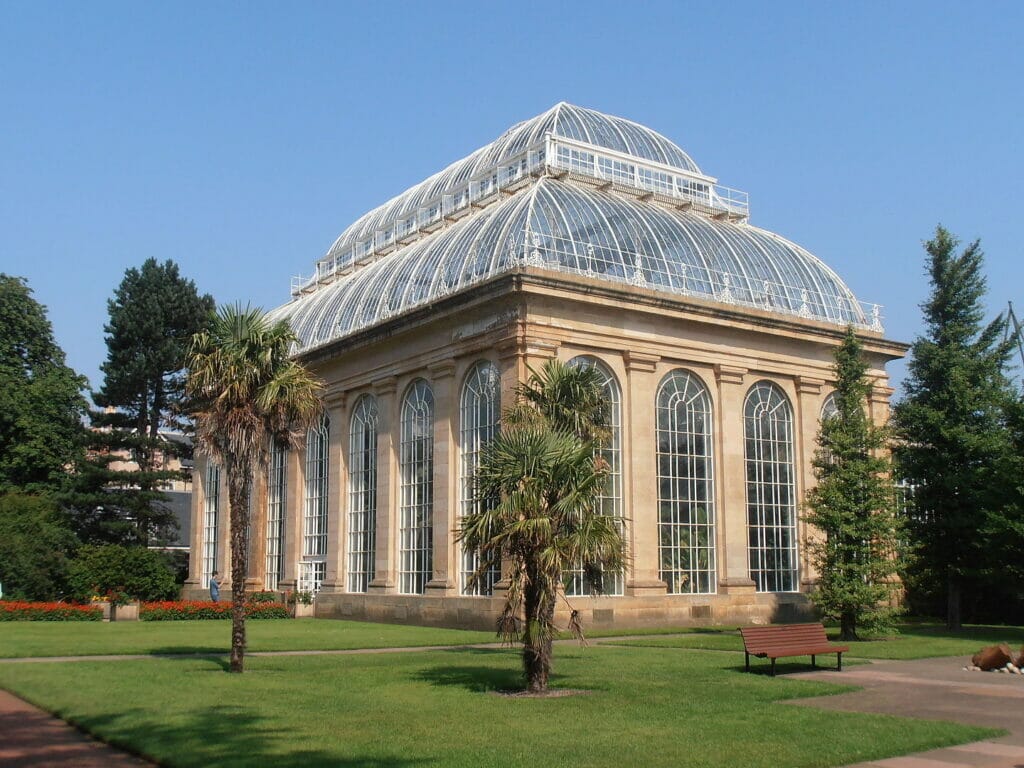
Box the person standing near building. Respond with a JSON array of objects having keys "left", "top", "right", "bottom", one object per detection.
[{"left": 210, "top": 571, "right": 221, "bottom": 602}]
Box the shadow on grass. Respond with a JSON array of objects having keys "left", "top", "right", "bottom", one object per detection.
[
  {"left": 414, "top": 663, "right": 524, "bottom": 693},
  {"left": 71, "top": 703, "right": 430, "bottom": 767}
]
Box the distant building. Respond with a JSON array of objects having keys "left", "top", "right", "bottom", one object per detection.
[{"left": 187, "top": 103, "right": 905, "bottom": 628}]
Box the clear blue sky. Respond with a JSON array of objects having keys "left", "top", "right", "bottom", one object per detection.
[{"left": 3, "top": 1, "right": 1022, "bottom": 394}]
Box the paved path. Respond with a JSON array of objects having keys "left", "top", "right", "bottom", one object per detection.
[
  {"left": 787, "top": 656, "right": 1024, "bottom": 768},
  {"left": 0, "top": 688, "right": 153, "bottom": 766}
]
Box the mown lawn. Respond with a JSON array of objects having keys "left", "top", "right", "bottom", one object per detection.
[
  {"left": 607, "top": 622, "right": 1024, "bottom": 661},
  {"left": 0, "top": 644, "right": 996, "bottom": 768},
  {"left": 0, "top": 619, "right": 496, "bottom": 658}
]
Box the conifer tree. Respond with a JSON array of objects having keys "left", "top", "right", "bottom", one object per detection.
[
  {"left": 76, "top": 259, "right": 214, "bottom": 545},
  {"left": 805, "top": 327, "right": 902, "bottom": 640},
  {"left": 894, "top": 226, "right": 1016, "bottom": 629}
]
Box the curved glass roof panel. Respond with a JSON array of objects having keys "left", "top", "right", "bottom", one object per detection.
[
  {"left": 272, "top": 178, "right": 870, "bottom": 353},
  {"left": 321, "top": 103, "right": 702, "bottom": 267}
]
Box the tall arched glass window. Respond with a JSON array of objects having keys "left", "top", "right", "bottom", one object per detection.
[
  {"left": 459, "top": 361, "right": 501, "bottom": 596},
  {"left": 657, "top": 370, "right": 716, "bottom": 594},
  {"left": 744, "top": 382, "right": 798, "bottom": 592},
  {"left": 400, "top": 379, "right": 434, "bottom": 595},
  {"left": 821, "top": 392, "right": 838, "bottom": 421},
  {"left": 301, "top": 414, "right": 329, "bottom": 594},
  {"left": 348, "top": 395, "right": 378, "bottom": 593},
  {"left": 565, "top": 355, "right": 623, "bottom": 596},
  {"left": 265, "top": 441, "right": 286, "bottom": 590},
  {"left": 202, "top": 462, "right": 220, "bottom": 588}
]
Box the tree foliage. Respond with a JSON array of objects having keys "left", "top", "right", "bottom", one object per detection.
[
  {"left": 0, "top": 275, "right": 88, "bottom": 493},
  {"left": 186, "top": 305, "right": 322, "bottom": 672},
  {"left": 0, "top": 493, "right": 79, "bottom": 600},
  {"left": 67, "top": 543, "right": 178, "bottom": 603},
  {"left": 804, "top": 328, "right": 902, "bottom": 640},
  {"left": 458, "top": 360, "right": 625, "bottom": 693},
  {"left": 70, "top": 259, "right": 215, "bottom": 546},
  {"left": 894, "top": 226, "right": 1018, "bottom": 628}
]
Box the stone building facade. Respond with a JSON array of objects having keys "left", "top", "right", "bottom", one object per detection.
[{"left": 185, "top": 104, "right": 906, "bottom": 629}]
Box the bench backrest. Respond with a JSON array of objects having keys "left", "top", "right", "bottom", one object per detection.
[{"left": 740, "top": 623, "right": 829, "bottom": 652}]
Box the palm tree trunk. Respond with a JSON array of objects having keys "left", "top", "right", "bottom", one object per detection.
[
  {"left": 839, "top": 610, "right": 858, "bottom": 641},
  {"left": 227, "top": 461, "right": 251, "bottom": 673},
  {"left": 522, "top": 568, "right": 553, "bottom": 693}
]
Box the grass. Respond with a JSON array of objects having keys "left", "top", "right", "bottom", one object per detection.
[
  {"left": 0, "top": 644, "right": 997, "bottom": 768},
  {"left": 0, "top": 619, "right": 496, "bottom": 658},
  {"left": 606, "top": 622, "right": 1024, "bottom": 660}
]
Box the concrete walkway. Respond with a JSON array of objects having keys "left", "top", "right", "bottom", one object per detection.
[
  {"left": 3, "top": 645, "right": 1023, "bottom": 767},
  {"left": 787, "top": 656, "right": 1024, "bottom": 767}
]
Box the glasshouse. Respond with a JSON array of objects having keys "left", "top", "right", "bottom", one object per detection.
[{"left": 185, "top": 103, "right": 907, "bottom": 628}]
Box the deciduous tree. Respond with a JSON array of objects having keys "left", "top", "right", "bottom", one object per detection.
[{"left": 0, "top": 275, "right": 88, "bottom": 493}]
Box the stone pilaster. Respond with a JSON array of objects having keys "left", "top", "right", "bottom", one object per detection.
[
  {"left": 368, "top": 377, "right": 398, "bottom": 593},
  {"left": 426, "top": 360, "right": 458, "bottom": 595},
  {"left": 795, "top": 376, "right": 825, "bottom": 587},
  {"left": 623, "top": 351, "right": 665, "bottom": 595},
  {"left": 714, "top": 364, "right": 755, "bottom": 595},
  {"left": 319, "top": 388, "right": 349, "bottom": 594},
  {"left": 278, "top": 427, "right": 306, "bottom": 592}
]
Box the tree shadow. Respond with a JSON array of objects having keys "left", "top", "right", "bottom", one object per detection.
[{"left": 68, "top": 703, "right": 431, "bottom": 767}]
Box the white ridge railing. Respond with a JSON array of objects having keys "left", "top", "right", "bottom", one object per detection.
[{"left": 293, "top": 135, "right": 751, "bottom": 297}]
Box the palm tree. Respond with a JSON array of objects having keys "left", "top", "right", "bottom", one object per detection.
[
  {"left": 458, "top": 360, "right": 625, "bottom": 693},
  {"left": 186, "top": 305, "right": 322, "bottom": 673}
]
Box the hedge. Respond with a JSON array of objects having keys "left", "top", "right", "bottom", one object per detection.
[
  {"left": 140, "top": 600, "right": 290, "bottom": 621},
  {"left": 0, "top": 601, "right": 103, "bottom": 621}
]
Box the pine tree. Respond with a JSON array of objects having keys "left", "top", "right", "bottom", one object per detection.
[
  {"left": 0, "top": 275, "right": 88, "bottom": 492},
  {"left": 894, "top": 226, "right": 1016, "bottom": 629},
  {"left": 804, "top": 327, "right": 902, "bottom": 640},
  {"left": 78, "top": 259, "right": 214, "bottom": 545}
]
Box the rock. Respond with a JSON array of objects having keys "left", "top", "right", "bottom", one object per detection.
[
  {"left": 972, "top": 644, "right": 1013, "bottom": 671},
  {"left": 970, "top": 665, "right": 982, "bottom": 671}
]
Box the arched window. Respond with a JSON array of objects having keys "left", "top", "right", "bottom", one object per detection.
[
  {"left": 400, "top": 380, "right": 434, "bottom": 595},
  {"left": 657, "top": 370, "right": 716, "bottom": 594},
  {"left": 821, "top": 392, "right": 838, "bottom": 421},
  {"left": 301, "top": 414, "right": 329, "bottom": 594},
  {"left": 459, "top": 361, "right": 501, "bottom": 596},
  {"left": 348, "top": 395, "right": 378, "bottom": 593},
  {"left": 202, "top": 462, "right": 220, "bottom": 589},
  {"left": 265, "top": 441, "right": 287, "bottom": 590},
  {"left": 565, "top": 355, "right": 623, "bottom": 596},
  {"left": 744, "top": 382, "right": 798, "bottom": 592}
]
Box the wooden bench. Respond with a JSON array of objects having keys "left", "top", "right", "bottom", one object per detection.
[{"left": 740, "top": 623, "right": 849, "bottom": 677}]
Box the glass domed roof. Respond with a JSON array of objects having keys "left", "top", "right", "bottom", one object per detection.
[
  {"left": 271, "top": 104, "right": 878, "bottom": 353},
  {"left": 322, "top": 103, "right": 703, "bottom": 266},
  {"left": 272, "top": 177, "right": 873, "bottom": 352}
]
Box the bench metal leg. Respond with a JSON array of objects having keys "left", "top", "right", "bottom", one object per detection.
[
  {"left": 837, "top": 653, "right": 843, "bottom": 672},
  {"left": 770, "top": 658, "right": 776, "bottom": 677},
  {"left": 811, "top": 655, "right": 816, "bottom": 668},
  {"left": 745, "top": 651, "right": 750, "bottom": 672}
]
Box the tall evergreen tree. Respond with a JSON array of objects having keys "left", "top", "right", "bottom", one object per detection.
[
  {"left": 0, "top": 275, "right": 88, "bottom": 492},
  {"left": 804, "top": 327, "right": 902, "bottom": 641},
  {"left": 894, "top": 226, "right": 1016, "bottom": 629},
  {"left": 78, "top": 259, "right": 214, "bottom": 545}
]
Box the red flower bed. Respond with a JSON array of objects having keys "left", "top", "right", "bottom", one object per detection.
[
  {"left": 0, "top": 601, "right": 103, "bottom": 621},
  {"left": 140, "top": 600, "right": 289, "bottom": 621}
]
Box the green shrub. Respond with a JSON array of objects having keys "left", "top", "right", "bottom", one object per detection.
[
  {"left": 247, "top": 591, "right": 279, "bottom": 604},
  {"left": 68, "top": 544, "right": 178, "bottom": 603},
  {"left": 0, "top": 493, "right": 78, "bottom": 600}
]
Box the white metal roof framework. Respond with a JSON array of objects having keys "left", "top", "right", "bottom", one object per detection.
[{"left": 271, "top": 103, "right": 880, "bottom": 352}]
